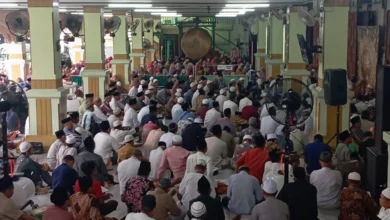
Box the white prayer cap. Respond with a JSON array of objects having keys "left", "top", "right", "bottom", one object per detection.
[
  {"left": 145, "top": 90, "right": 152, "bottom": 95},
  {"left": 116, "top": 81, "right": 122, "bottom": 86},
  {"left": 189, "top": 75, "right": 194, "bottom": 78},
  {"left": 113, "top": 120, "right": 122, "bottom": 128},
  {"left": 263, "top": 179, "right": 277, "bottom": 194},
  {"left": 197, "top": 84, "right": 203, "bottom": 89},
  {"left": 123, "top": 135, "right": 134, "bottom": 143},
  {"left": 190, "top": 82, "right": 197, "bottom": 87},
  {"left": 66, "top": 135, "right": 76, "bottom": 145},
  {"left": 174, "top": 74, "right": 178, "bottom": 77},
  {"left": 239, "top": 77, "right": 244, "bottom": 81},
  {"left": 267, "top": 134, "right": 277, "bottom": 140},
  {"left": 176, "top": 88, "right": 183, "bottom": 93},
  {"left": 177, "top": 97, "right": 185, "bottom": 104},
  {"left": 220, "top": 89, "right": 226, "bottom": 95},
  {"left": 229, "top": 86, "right": 236, "bottom": 92},
  {"left": 348, "top": 172, "right": 361, "bottom": 181},
  {"left": 149, "top": 76, "right": 154, "bottom": 81},
  {"left": 188, "top": 117, "right": 194, "bottom": 122},
  {"left": 191, "top": 201, "right": 206, "bottom": 218},
  {"left": 207, "top": 80, "right": 213, "bottom": 84},
  {"left": 230, "top": 79, "right": 236, "bottom": 82},
  {"left": 140, "top": 80, "right": 147, "bottom": 84},
  {"left": 148, "top": 86, "right": 155, "bottom": 90},
  {"left": 153, "top": 79, "right": 158, "bottom": 83},
  {"left": 243, "top": 135, "right": 252, "bottom": 140},
  {"left": 202, "top": 99, "right": 209, "bottom": 105},
  {"left": 367, "top": 84, "right": 373, "bottom": 89},
  {"left": 175, "top": 92, "right": 182, "bottom": 97},
  {"left": 75, "top": 127, "right": 89, "bottom": 135},
  {"left": 382, "top": 188, "right": 390, "bottom": 199},
  {"left": 196, "top": 158, "right": 207, "bottom": 167},
  {"left": 113, "top": 107, "right": 121, "bottom": 115},
  {"left": 19, "top": 142, "right": 32, "bottom": 153},
  {"left": 172, "top": 135, "right": 183, "bottom": 144},
  {"left": 350, "top": 114, "right": 360, "bottom": 120},
  {"left": 270, "top": 80, "right": 276, "bottom": 87},
  {"left": 194, "top": 118, "right": 203, "bottom": 124}
]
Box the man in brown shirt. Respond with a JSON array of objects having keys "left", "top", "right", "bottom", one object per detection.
[
  {"left": 117, "top": 135, "right": 136, "bottom": 164},
  {"left": 147, "top": 178, "right": 181, "bottom": 220}
]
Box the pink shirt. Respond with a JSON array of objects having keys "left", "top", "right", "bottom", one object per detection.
[
  {"left": 157, "top": 145, "right": 190, "bottom": 179},
  {"left": 43, "top": 205, "right": 74, "bottom": 220},
  {"left": 142, "top": 122, "right": 159, "bottom": 143}
]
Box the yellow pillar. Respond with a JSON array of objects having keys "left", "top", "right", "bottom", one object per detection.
[
  {"left": 265, "top": 14, "right": 284, "bottom": 79},
  {"left": 254, "top": 20, "right": 267, "bottom": 70},
  {"left": 111, "top": 10, "right": 130, "bottom": 86},
  {"left": 26, "top": 0, "right": 68, "bottom": 150},
  {"left": 311, "top": 0, "right": 353, "bottom": 148},
  {"left": 82, "top": 6, "right": 106, "bottom": 100},
  {"left": 5, "top": 42, "right": 27, "bottom": 81},
  {"left": 282, "top": 7, "right": 309, "bottom": 86},
  {"left": 130, "top": 17, "right": 145, "bottom": 70}
]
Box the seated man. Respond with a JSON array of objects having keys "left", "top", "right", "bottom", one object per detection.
[
  {"left": 117, "top": 135, "right": 137, "bottom": 164},
  {"left": 52, "top": 155, "right": 78, "bottom": 194},
  {"left": 222, "top": 165, "right": 262, "bottom": 215},
  {"left": 0, "top": 176, "right": 38, "bottom": 220},
  {"left": 43, "top": 187, "right": 74, "bottom": 220},
  {"left": 15, "top": 142, "right": 53, "bottom": 192},
  {"left": 94, "top": 121, "right": 121, "bottom": 169},
  {"left": 125, "top": 195, "right": 156, "bottom": 220},
  {"left": 157, "top": 135, "right": 190, "bottom": 185},
  {"left": 205, "top": 125, "right": 229, "bottom": 168},
  {"left": 110, "top": 120, "right": 136, "bottom": 144},
  {"left": 118, "top": 150, "right": 142, "bottom": 195}
]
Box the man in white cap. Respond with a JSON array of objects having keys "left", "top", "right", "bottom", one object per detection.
[
  {"left": 93, "top": 97, "right": 108, "bottom": 122},
  {"left": 107, "top": 107, "right": 122, "bottom": 129},
  {"left": 203, "top": 80, "right": 213, "bottom": 95},
  {"left": 231, "top": 135, "right": 253, "bottom": 169},
  {"left": 379, "top": 188, "right": 390, "bottom": 219},
  {"left": 139, "top": 79, "right": 148, "bottom": 93},
  {"left": 128, "top": 80, "right": 140, "bottom": 97},
  {"left": 172, "top": 97, "right": 185, "bottom": 123},
  {"left": 223, "top": 93, "right": 238, "bottom": 116},
  {"left": 56, "top": 135, "right": 78, "bottom": 168},
  {"left": 339, "top": 172, "right": 378, "bottom": 219},
  {"left": 117, "top": 149, "right": 143, "bottom": 195},
  {"left": 184, "top": 82, "right": 198, "bottom": 106},
  {"left": 237, "top": 77, "right": 245, "bottom": 94},
  {"left": 117, "top": 135, "right": 137, "bottom": 163},
  {"left": 238, "top": 90, "right": 253, "bottom": 112},
  {"left": 179, "top": 159, "right": 216, "bottom": 214},
  {"left": 192, "top": 84, "right": 203, "bottom": 109},
  {"left": 15, "top": 142, "right": 53, "bottom": 190},
  {"left": 216, "top": 89, "right": 228, "bottom": 113},
  {"left": 185, "top": 138, "right": 213, "bottom": 178},
  {"left": 223, "top": 165, "right": 262, "bottom": 215},
  {"left": 197, "top": 99, "right": 210, "bottom": 120},
  {"left": 204, "top": 101, "right": 222, "bottom": 130},
  {"left": 144, "top": 89, "right": 152, "bottom": 106},
  {"left": 183, "top": 75, "right": 195, "bottom": 92},
  {"left": 188, "top": 202, "right": 207, "bottom": 220},
  {"left": 110, "top": 120, "right": 136, "bottom": 143},
  {"left": 251, "top": 179, "right": 289, "bottom": 220},
  {"left": 47, "top": 130, "right": 67, "bottom": 170},
  {"left": 157, "top": 135, "right": 190, "bottom": 185}
]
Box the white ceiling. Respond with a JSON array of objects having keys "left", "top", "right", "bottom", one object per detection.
[{"left": 0, "top": 0, "right": 307, "bottom": 16}]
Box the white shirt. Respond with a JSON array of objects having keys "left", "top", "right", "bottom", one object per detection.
[
  {"left": 172, "top": 104, "right": 182, "bottom": 116},
  {"left": 118, "top": 157, "right": 141, "bottom": 195},
  {"left": 203, "top": 85, "right": 210, "bottom": 95},
  {"left": 289, "top": 129, "right": 309, "bottom": 155},
  {"left": 123, "top": 107, "right": 139, "bottom": 128},
  {"left": 47, "top": 139, "right": 65, "bottom": 170},
  {"left": 110, "top": 128, "right": 136, "bottom": 143},
  {"left": 144, "top": 96, "right": 151, "bottom": 106},
  {"left": 148, "top": 147, "right": 170, "bottom": 180},
  {"left": 302, "top": 116, "right": 314, "bottom": 136},
  {"left": 216, "top": 95, "right": 228, "bottom": 111},
  {"left": 310, "top": 167, "right": 343, "bottom": 209},
  {"left": 93, "top": 105, "right": 108, "bottom": 122},
  {"left": 239, "top": 97, "right": 253, "bottom": 112},
  {"left": 128, "top": 86, "right": 138, "bottom": 97},
  {"left": 205, "top": 136, "right": 227, "bottom": 168},
  {"left": 124, "top": 103, "right": 130, "bottom": 112},
  {"left": 138, "top": 106, "right": 150, "bottom": 123},
  {"left": 204, "top": 108, "right": 221, "bottom": 130},
  {"left": 378, "top": 208, "right": 390, "bottom": 220},
  {"left": 110, "top": 98, "right": 124, "bottom": 111},
  {"left": 107, "top": 115, "right": 119, "bottom": 128},
  {"left": 179, "top": 172, "right": 216, "bottom": 210},
  {"left": 260, "top": 103, "right": 275, "bottom": 120},
  {"left": 159, "top": 132, "right": 175, "bottom": 148},
  {"left": 56, "top": 145, "right": 77, "bottom": 168},
  {"left": 223, "top": 100, "right": 239, "bottom": 116},
  {"left": 191, "top": 90, "right": 200, "bottom": 108},
  {"left": 125, "top": 213, "right": 154, "bottom": 220},
  {"left": 93, "top": 132, "right": 121, "bottom": 160},
  {"left": 185, "top": 152, "right": 214, "bottom": 180},
  {"left": 260, "top": 115, "right": 280, "bottom": 137}
]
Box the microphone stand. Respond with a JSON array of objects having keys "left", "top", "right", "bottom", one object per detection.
[
  {"left": 2, "top": 112, "right": 9, "bottom": 178},
  {"left": 283, "top": 110, "right": 292, "bottom": 185}
]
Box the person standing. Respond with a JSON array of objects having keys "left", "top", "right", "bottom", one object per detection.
[
  {"left": 339, "top": 172, "right": 378, "bottom": 220},
  {"left": 335, "top": 130, "right": 353, "bottom": 168},
  {"left": 304, "top": 134, "right": 332, "bottom": 174},
  {"left": 277, "top": 167, "right": 317, "bottom": 220},
  {"left": 251, "top": 179, "right": 289, "bottom": 220}
]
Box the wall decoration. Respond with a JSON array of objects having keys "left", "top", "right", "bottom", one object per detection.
[{"left": 347, "top": 12, "right": 357, "bottom": 79}]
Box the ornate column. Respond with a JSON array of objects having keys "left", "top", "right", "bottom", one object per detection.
[
  {"left": 82, "top": 6, "right": 106, "bottom": 100},
  {"left": 5, "top": 42, "right": 27, "bottom": 81},
  {"left": 26, "top": 0, "right": 68, "bottom": 149},
  {"left": 265, "top": 14, "right": 284, "bottom": 79},
  {"left": 111, "top": 10, "right": 130, "bottom": 86},
  {"left": 130, "top": 17, "right": 145, "bottom": 70},
  {"left": 254, "top": 20, "right": 267, "bottom": 70},
  {"left": 282, "top": 7, "right": 309, "bottom": 84},
  {"left": 311, "top": 0, "right": 353, "bottom": 147}
]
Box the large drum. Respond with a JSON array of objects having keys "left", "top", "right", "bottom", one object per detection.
[{"left": 181, "top": 28, "right": 211, "bottom": 60}]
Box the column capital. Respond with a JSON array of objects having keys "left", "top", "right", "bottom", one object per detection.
[
  {"left": 324, "top": 0, "right": 350, "bottom": 7},
  {"left": 28, "top": 0, "right": 58, "bottom": 7},
  {"left": 112, "top": 10, "right": 128, "bottom": 16},
  {"left": 83, "top": 6, "right": 103, "bottom": 13}
]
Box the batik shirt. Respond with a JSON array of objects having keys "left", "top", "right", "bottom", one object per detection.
[
  {"left": 121, "top": 176, "right": 155, "bottom": 212},
  {"left": 339, "top": 185, "right": 378, "bottom": 220}
]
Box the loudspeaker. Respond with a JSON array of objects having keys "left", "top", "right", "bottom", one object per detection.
[
  {"left": 366, "top": 147, "right": 387, "bottom": 200},
  {"left": 375, "top": 66, "right": 390, "bottom": 153},
  {"left": 324, "top": 69, "right": 347, "bottom": 106}
]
